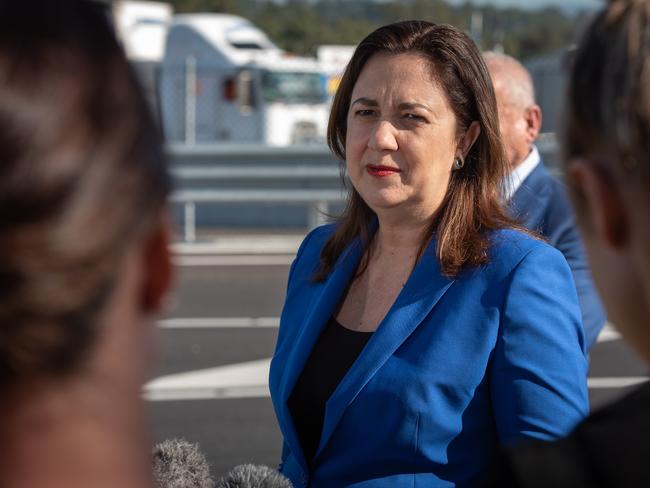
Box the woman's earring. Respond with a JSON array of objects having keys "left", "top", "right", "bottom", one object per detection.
[{"left": 453, "top": 156, "right": 465, "bottom": 170}]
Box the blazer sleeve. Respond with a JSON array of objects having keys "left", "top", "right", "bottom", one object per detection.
[{"left": 491, "top": 244, "right": 589, "bottom": 446}]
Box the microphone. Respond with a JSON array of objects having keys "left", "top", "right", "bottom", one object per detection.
[
  {"left": 216, "top": 464, "right": 293, "bottom": 488},
  {"left": 152, "top": 438, "right": 214, "bottom": 488}
]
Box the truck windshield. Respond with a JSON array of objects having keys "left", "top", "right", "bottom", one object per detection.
[{"left": 261, "top": 71, "right": 327, "bottom": 104}]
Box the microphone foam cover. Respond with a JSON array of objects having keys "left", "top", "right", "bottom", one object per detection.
[
  {"left": 152, "top": 438, "right": 214, "bottom": 488},
  {"left": 216, "top": 464, "right": 293, "bottom": 488}
]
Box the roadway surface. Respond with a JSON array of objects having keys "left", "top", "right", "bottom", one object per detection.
[{"left": 147, "top": 232, "right": 648, "bottom": 480}]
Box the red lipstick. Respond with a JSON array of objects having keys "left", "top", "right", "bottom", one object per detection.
[{"left": 366, "top": 164, "right": 401, "bottom": 177}]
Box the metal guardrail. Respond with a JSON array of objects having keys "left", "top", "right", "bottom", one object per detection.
[
  {"left": 170, "top": 158, "right": 345, "bottom": 241},
  {"left": 172, "top": 189, "right": 344, "bottom": 242},
  {"left": 166, "top": 143, "right": 339, "bottom": 165},
  {"left": 168, "top": 144, "right": 345, "bottom": 241}
]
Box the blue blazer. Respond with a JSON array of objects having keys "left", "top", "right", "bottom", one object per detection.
[
  {"left": 269, "top": 225, "right": 589, "bottom": 488},
  {"left": 509, "top": 160, "right": 606, "bottom": 350}
]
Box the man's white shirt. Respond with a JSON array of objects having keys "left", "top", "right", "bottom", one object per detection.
[{"left": 503, "top": 145, "right": 541, "bottom": 202}]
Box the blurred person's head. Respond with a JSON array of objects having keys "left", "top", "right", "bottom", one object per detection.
[
  {"left": 483, "top": 51, "right": 542, "bottom": 171},
  {"left": 563, "top": 0, "right": 650, "bottom": 363},
  {"left": 0, "top": 0, "right": 172, "bottom": 486},
  {"left": 320, "top": 20, "right": 512, "bottom": 278}
]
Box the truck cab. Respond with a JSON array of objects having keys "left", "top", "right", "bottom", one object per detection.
[{"left": 160, "top": 14, "right": 329, "bottom": 146}]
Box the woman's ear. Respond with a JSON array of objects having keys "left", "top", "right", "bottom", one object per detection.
[
  {"left": 568, "top": 159, "right": 629, "bottom": 249},
  {"left": 458, "top": 121, "right": 481, "bottom": 159},
  {"left": 141, "top": 211, "right": 173, "bottom": 313}
]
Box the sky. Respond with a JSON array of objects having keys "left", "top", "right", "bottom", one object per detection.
[{"left": 444, "top": 0, "right": 603, "bottom": 12}]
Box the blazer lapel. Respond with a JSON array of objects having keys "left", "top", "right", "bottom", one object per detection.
[
  {"left": 277, "top": 236, "right": 365, "bottom": 471},
  {"left": 315, "top": 240, "right": 456, "bottom": 459}
]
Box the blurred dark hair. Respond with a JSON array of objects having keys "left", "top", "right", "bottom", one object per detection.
[
  {"left": 0, "top": 0, "right": 170, "bottom": 383},
  {"left": 564, "top": 0, "right": 650, "bottom": 183},
  {"left": 317, "top": 20, "right": 514, "bottom": 280}
]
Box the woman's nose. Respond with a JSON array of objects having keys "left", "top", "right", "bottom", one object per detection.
[{"left": 368, "top": 120, "right": 398, "bottom": 152}]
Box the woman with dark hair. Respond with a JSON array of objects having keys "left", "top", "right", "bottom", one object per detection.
[
  {"left": 0, "top": 1, "right": 172, "bottom": 487},
  {"left": 269, "top": 20, "right": 588, "bottom": 487}
]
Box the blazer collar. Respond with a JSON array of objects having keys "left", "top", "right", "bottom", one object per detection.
[{"left": 314, "top": 237, "right": 456, "bottom": 460}]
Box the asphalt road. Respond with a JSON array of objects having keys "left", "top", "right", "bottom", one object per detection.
[
  {"left": 148, "top": 242, "right": 648, "bottom": 480},
  {"left": 150, "top": 261, "right": 287, "bottom": 479}
]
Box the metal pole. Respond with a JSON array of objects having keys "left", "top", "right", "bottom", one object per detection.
[
  {"left": 471, "top": 11, "right": 483, "bottom": 48},
  {"left": 185, "top": 56, "right": 196, "bottom": 145},
  {"left": 184, "top": 201, "right": 196, "bottom": 242},
  {"left": 308, "top": 201, "right": 329, "bottom": 229}
]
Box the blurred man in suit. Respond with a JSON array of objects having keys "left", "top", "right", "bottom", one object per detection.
[
  {"left": 484, "top": 51, "right": 606, "bottom": 351},
  {"left": 485, "top": 1, "right": 650, "bottom": 485}
]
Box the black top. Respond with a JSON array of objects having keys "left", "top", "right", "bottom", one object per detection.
[{"left": 288, "top": 317, "right": 373, "bottom": 464}]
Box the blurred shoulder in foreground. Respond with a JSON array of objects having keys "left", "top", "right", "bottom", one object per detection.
[{"left": 0, "top": 1, "right": 172, "bottom": 487}]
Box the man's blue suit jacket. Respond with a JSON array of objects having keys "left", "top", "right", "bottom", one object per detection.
[
  {"left": 509, "top": 160, "right": 606, "bottom": 350},
  {"left": 269, "top": 224, "right": 589, "bottom": 488}
]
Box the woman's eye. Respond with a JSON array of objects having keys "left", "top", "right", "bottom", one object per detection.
[
  {"left": 355, "top": 109, "right": 375, "bottom": 117},
  {"left": 403, "top": 113, "right": 425, "bottom": 121}
]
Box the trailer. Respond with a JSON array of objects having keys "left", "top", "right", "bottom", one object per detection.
[{"left": 160, "top": 14, "right": 329, "bottom": 146}]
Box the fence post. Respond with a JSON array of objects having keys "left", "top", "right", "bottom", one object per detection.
[
  {"left": 184, "top": 201, "right": 196, "bottom": 242},
  {"left": 308, "top": 201, "right": 329, "bottom": 229},
  {"left": 185, "top": 56, "right": 197, "bottom": 145}
]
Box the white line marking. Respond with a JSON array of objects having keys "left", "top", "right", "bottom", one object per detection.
[
  {"left": 144, "top": 384, "right": 269, "bottom": 401},
  {"left": 173, "top": 255, "right": 293, "bottom": 266},
  {"left": 596, "top": 323, "right": 622, "bottom": 343},
  {"left": 143, "top": 359, "right": 271, "bottom": 401},
  {"left": 588, "top": 376, "right": 648, "bottom": 389},
  {"left": 159, "top": 319, "right": 622, "bottom": 336},
  {"left": 159, "top": 317, "right": 279, "bottom": 329},
  {"left": 143, "top": 355, "right": 649, "bottom": 401}
]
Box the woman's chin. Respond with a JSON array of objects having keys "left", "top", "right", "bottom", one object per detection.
[
  {"left": 358, "top": 188, "right": 408, "bottom": 210},
  {"left": 363, "top": 196, "right": 404, "bottom": 212}
]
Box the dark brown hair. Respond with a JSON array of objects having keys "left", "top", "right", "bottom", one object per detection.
[
  {"left": 564, "top": 0, "right": 650, "bottom": 184},
  {"left": 0, "top": 0, "right": 170, "bottom": 383},
  {"left": 318, "top": 20, "right": 515, "bottom": 280}
]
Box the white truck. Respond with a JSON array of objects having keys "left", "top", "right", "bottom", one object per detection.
[
  {"left": 159, "top": 14, "right": 330, "bottom": 146},
  {"left": 112, "top": 0, "right": 171, "bottom": 63},
  {"left": 110, "top": 1, "right": 172, "bottom": 119},
  {"left": 317, "top": 44, "right": 356, "bottom": 99}
]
